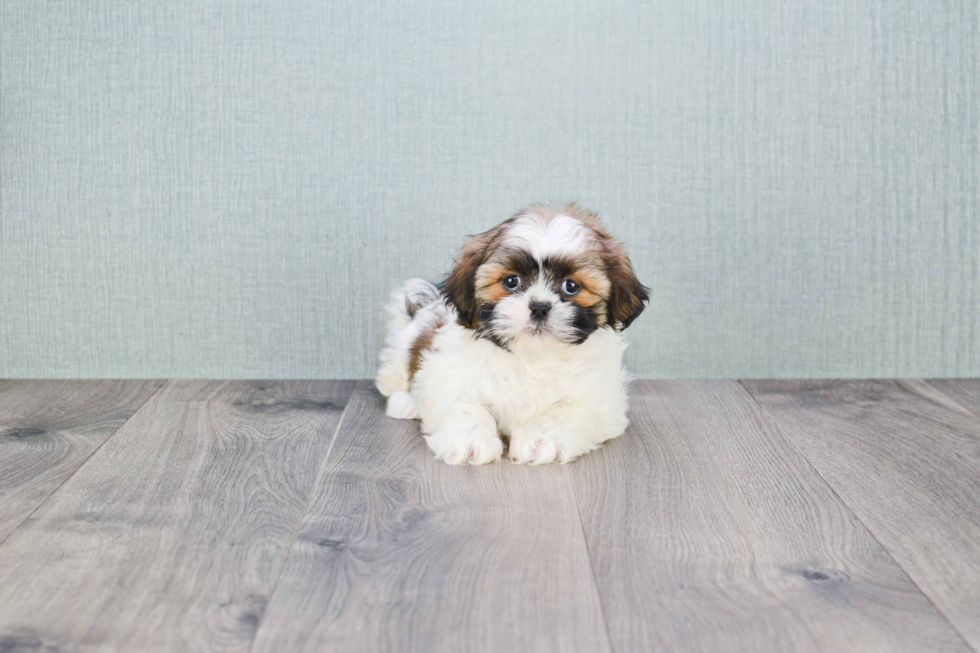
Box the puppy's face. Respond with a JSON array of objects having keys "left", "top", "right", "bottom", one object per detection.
[{"left": 442, "top": 204, "right": 648, "bottom": 348}]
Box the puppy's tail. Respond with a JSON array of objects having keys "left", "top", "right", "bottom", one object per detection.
[
  {"left": 377, "top": 279, "right": 442, "bottom": 399},
  {"left": 384, "top": 278, "right": 441, "bottom": 332}
]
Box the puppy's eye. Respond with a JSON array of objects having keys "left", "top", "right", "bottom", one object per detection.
[
  {"left": 561, "top": 279, "right": 581, "bottom": 296},
  {"left": 502, "top": 274, "right": 522, "bottom": 291}
]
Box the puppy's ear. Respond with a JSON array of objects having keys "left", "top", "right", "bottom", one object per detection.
[
  {"left": 604, "top": 246, "right": 649, "bottom": 330},
  {"left": 440, "top": 226, "right": 502, "bottom": 328}
]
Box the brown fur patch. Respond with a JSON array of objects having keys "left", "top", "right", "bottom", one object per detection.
[
  {"left": 441, "top": 222, "right": 512, "bottom": 328},
  {"left": 595, "top": 231, "right": 648, "bottom": 329},
  {"left": 408, "top": 317, "right": 446, "bottom": 381},
  {"left": 564, "top": 265, "right": 609, "bottom": 309},
  {"left": 474, "top": 262, "right": 510, "bottom": 303},
  {"left": 570, "top": 287, "right": 603, "bottom": 309}
]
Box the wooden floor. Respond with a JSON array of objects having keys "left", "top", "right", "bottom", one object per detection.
[{"left": 1, "top": 380, "right": 979, "bottom": 652}]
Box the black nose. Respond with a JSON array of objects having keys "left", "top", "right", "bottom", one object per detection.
[{"left": 529, "top": 301, "right": 551, "bottom": 320}]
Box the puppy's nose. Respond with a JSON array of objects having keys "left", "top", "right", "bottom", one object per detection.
[{"left": 529, "top": 301, "right": 551, "bottom": 321}]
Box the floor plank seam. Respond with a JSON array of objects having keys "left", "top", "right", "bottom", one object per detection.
[
  {"left": 0, "top": 379, "right": 168, "bottom": 550},
  {"left": 922, "top": 380, "right": 980, "bottom": 422},
  {"left": 246, "top": 380, "right": 358, "bottom": 653},
  {"left": 736, "top": 380, "right": 979, "bottom": 653},
  {"left": 565, "top": 464, "right": 616, "bottom": 653}
]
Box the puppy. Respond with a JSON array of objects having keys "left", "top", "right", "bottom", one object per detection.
[{"left": 376, "top": 203, "right": 648, "bottom": 465}]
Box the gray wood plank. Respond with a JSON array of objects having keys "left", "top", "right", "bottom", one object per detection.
[
  {"left": 0, "top": 379, "right": 164, "bottom": 543},
  {"left": 0, "top": 379, "right": 355, "bottom": 653},
  {"left": 743, "top": 379, "right": 980, "bottom": 651},
  {"left": 250, "top": 380, "right": 611, "bottom": 653},
  {"left": 925, "top": 379, "right": 980, "bottom": 419},
  {"left": 571, "top": 380, "right": 969, "bottom": 653}
]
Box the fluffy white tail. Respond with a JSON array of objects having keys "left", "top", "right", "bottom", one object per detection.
[
  {"left": 383, "top": 278, "right": 441, "bottom": 332},
  {"left": 376, "top": 279, "right": 443, "bottom": 399}
]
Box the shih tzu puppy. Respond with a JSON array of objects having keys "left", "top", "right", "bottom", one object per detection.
[{"left": 376, "top": 203, "right": 648, "bottom": 465}]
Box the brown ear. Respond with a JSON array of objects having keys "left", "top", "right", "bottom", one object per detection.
[
  {"left": 440, "top": 226, "right": 503, "bottom": 328},
  {"left": 605, "top": 249, "right": 649, "bottom": 330}
]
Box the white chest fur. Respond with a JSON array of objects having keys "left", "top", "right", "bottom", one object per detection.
[{"left": 413, "top": 321, "right": 631, "bottom": 441}]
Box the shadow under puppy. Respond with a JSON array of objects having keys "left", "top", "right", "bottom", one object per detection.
[{"left": 376, "top": 203, "right": 648, "bottom": 465}]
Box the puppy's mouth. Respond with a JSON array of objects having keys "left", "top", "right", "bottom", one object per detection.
[{"left": 526, "top": 320, "right": 552, "bottom": 336}]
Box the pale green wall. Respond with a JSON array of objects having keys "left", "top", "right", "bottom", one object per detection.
[{"left": 1, "top": 0, "right": 978, "bottom": 379}]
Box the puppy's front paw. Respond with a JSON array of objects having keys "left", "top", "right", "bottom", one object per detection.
[
  {"left": 509, "top": 428, "right": 588, "bottom": 465},
  {"left": 425, "top": 421, "right": 503, "bottom": 465}
]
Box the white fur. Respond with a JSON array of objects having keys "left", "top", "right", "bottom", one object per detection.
[
  {"left": 413, "top": 321, "right": 631, "bottom": 464},
  {"left": 505, "top": 214, "right": 590, "bottom": 262},
  {"left": 386, "top": 391, "right": 420, "bottom": 419},
  {"left": 376, "top": 289, "right": 632, "bottom": 466}
]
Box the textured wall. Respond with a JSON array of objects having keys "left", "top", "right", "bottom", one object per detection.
[{"left": 1, "top": 0, "right": 978, "bottom": 379}]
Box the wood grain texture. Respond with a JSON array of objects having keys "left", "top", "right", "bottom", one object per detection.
[
  {"left": 250, "top": 381, "right": 611, "bottom": 653},
  {"left": 571, "top": 380, "right": 969, "bottom": 653},
  {"left": 925, "top": 379, "right": 980, "bottom": 419},
  {"left": 0, "top": 380, "right": 355, "bottom": 653},
  {"left": 743, "top": 379, "right": 980, "bottom": 650},
  {"left": 0, "top": 380, "right": 164, "bottom": 543}
]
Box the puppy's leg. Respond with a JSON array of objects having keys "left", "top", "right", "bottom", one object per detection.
[
  {"left": 508, "top": 404, "right": 626, "bottom": 465},
  {"left": 422, "top": 408, "right": 503, "bottom": 465},
  {"left": 385, "top": 391, "right": 420, "bottom": 419}
]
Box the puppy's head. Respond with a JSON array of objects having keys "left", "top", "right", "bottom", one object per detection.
[{"left": 441, "top": 204, "right": 648, "bottom": 348}]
